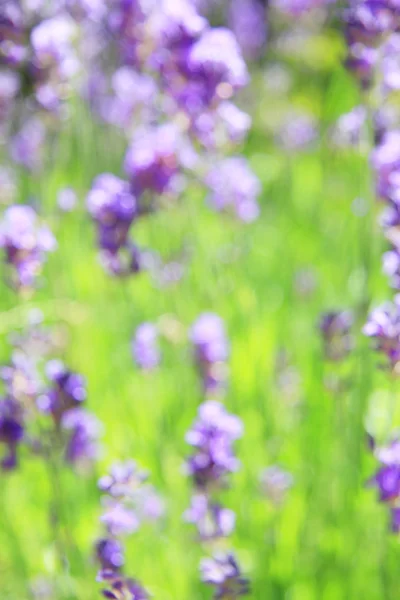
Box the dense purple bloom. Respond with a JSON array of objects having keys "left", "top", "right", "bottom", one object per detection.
[
  {"left": 100, "top": 500, "right": 139, "bottom": 537},
  {"left": 132, "top": 323, "right": 160, "bottom": 370},
  {"left": 62, "top": 408, "right": 102, "bottom": 467},
  {"left": 0, "top": 204, "right": 56, "bottom": 289},
  {"left": 383, "top": 249, "right": 400, "bottom": 288},
  {"left": 185, "top": 400, "right": 243, "bottom": 490},
  {"left": 206, "top": 158, "right": 260, "bottom": 222},
  {"left": 124, "top": 124, "right": 187, "bottom": 195},
  {"left": 260, "top": 465, "right": 293, "bottom": 504},
  {"left": 319, "top": 310, "right": 353, "bottom": 361},
  {"left": 370, "top": 464, "right": 400, "bottom": 502},
  {"left": 99, "top": 572, "right": 149, "bottom": 600},
  {"left": 96, "top": 538, "right": 125, "bottom": 572},
  {"left": 186, "top": 28, "right": 249, "bottom": 106},
  {"left": 200, "top": 553, "right": 250, "bottom": 599},
  {"left": 43, "top": 361, "right": 87, "bottom": 422},
  {"left": 184, "top": 493, "right": 235, "bottom": 540},
  {"left": 0, "top": 397, "right": 24, "bottom": 470},
  {"left": 190, "top": 313, "right": 230, "bottom": 393},
  {"left": 363, "top": 297, "right": 400, "bottom": 369},
  {"left": 371, "top": 130, "right": 400, "bottom": 203},
  {"left": 87, "top": 173, "right": 139, "bottom": 276}
]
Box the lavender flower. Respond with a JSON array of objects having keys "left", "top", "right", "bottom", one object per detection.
[
  {"left": 44, "top": 360, "right": 87, "bottom": 422},
  {"left": 62, "top": 408, "right": 102, "bottom": 467},
  {"left": 190, "top": 313, "right": 230, "bottom": 394},
  {"left": 0, "top": 204, "right": 56, "bottom": 290},
  {"left": 0, "top": 397, "right": 24, "bottom": 470},
  {"left": 10, "top": 119, "right": 46, "bottom": 171},
  {"left": 363, "top": 297, "right": 400, "bottom": 370},
  {"left": 228, "top": 0, "right": 267, "bottom": 61},
  {"left": 184, "top": 493, "right": 236, "bottom": 540},
  {"left": 96, "top": 538, "right": 125, "bottom": 572},
  {"left": 200, "top": 553, "right": 250, "bottom": 599},
  {"left": 131, "top": 323, "right": 160, "bottom": 370},
  {"left": 319, "top": 310, "right": 353, "bottom": 361},
  {"left": 87, "top": 173, "right": 139, "bottom": 276},
  {"left": 205, "top": 158, "right": 260, "bottom": 222},
  {"left": 99, "top": 572, "right": 149, "bottom": 600},
  {"left": 185, "top": 400, "right": 243, "bottom": 490}
]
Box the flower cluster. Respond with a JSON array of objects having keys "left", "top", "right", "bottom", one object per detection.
[
  {"left": 96, "top": 460, "right": 163, "bottom": 598},
  {"left": 0, "top": 205, "right": 56, "bottom": 291},
  {"left": 190, "top": 313, "right": 230, "bottom": 395},
  {"left": 0, "top": 2, "right": 80, "bottom": 169},
  {"left": 368, "top": 436, "right": 400, "bottom": 532},
  {"left": 132, "top": 323, "right": 160, "bottom": 371},
  {"left": 184, "top": 401, "right": 249, "bottom": 598},
  {"left": 0, "top": 325, "right": 101, "bottom": 471},
  {"left": 85, "top": 0, "right": 260, "bottom": 277}
]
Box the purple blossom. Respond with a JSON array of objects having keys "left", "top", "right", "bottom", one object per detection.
[
  {"left": 98, "top": 460, "right": 147, "bottom": 498},
  {"left": 185, "top": 400, "right": 243, "bottom": 490},
  {"left": 61, "top": 408, "right": 102, "bottom": 467},
  {"left": 371, "top": 130, "right": 400, "bottom": 203},
  {"left": 200, "top": 553, "right": 250, "bottom": 599},
  {"left": 99, "top": 572, "right": 149, "bottom": 600},
  {"left": 332, "top": 106, "right": 367, "bottom": 147},
  {"left": 0, "top": 397, "right": 24, "bottom": 470},
  {"left": 363, "top": 297, "right": 400, "bottom": 369},
  {"left": 391, "top": 507, "right": 400, "bottom": 532},
  {"left": 205, "top": 158, "right": 260, "bottom": 222},
  {"left": 0, "top": 204, "right": 56, "bottom": 289},
  {"left": 43, "top": 360, "right": 87, "bottom": 422},
  {"left": 87, "top": 173, "right": 139, "bottom": 276},
  {"left": 190, "top": 313, "right": 230, "bottom": 394},
  {"left": 124, "top": 124, "right": 185, "bottom": 195},
  {"left": 100, "top": 500, "right": 139, "bottom": 537},
  {"left": 278, "top": 113, "right": 317, "bottom": 151},
  {"left": 184, "top": 493, "right": 236, "bottom": 540},
  {"left": 96, "top": 538, "right": 125, "bottom": 572},
  {"left": 186, "top": 28, "right": 249, "bottom": 106},
  {"left": 132, "top": 323, "right": 160, "bottom": 370}
]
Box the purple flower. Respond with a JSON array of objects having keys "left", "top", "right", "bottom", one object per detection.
[
  {"left": 100, "top": 500, "right": 139, "bottom": 537},
  {"left": 200, "top": 553, "right": 249, "bottom": 599},
  {"left": 332, "top": 106, "right": 367, "bottom": 147},
  {"left": 371, "top": 130, "right": 400, "bottom": 203},
  {"left": 99, "top": 572, "right": 149, "bottom": 600},
  {"left": 184, "top": 493, "right": 236, "bottom": 540},
  {"left": 186, "top": 28, "right": 249, "bottom": 106},
  {"left": 370, "top": 465, "right": 400, "bottom": 502},
  {"left": 363, "top": 297, "right": 400, "bottom": 369},
  {"left": 391, "top": 507, "right": 400, "bottom": 532},
  {"left": 0, "top": 397, "right": 24, "bottom": 470},
  {"left": 124, "top": 124, "right": 184, "bottom": 195},
  {"left": 185, "top": 400, "right": 243, "bottom": 490},
  {"left": 319, "top": 310, "right": 353, "bottom": 361},
  {"left": 96, "top": 538, "right": 125, "bottom": 572},
  {"left": 61, "top": 408, "right": 102, "bottom": 467},
  {"left": 0, "top": 204, "right": 56, "bottom": 289},
  {"left": 98, "top": 460, "right": 147, "bottom": 498},
  {"left": 43, "top": 361, "right": 87, "bottom": 422},
  {"left": 132, "top": 323, "right": 160, "bottom": 370},
  {"left": 190, "top": 313, "right": 230, "bottom": 394},
  {"left": 87, "top": 173, "right": 138, "bottom": 276},
  {"left": 278, "top": 113, "right": 317, "bottom": 151},
  {"left": 205, "top": 158, "right": 260, "bottom": 222}
]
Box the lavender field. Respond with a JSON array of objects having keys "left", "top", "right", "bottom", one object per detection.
[{"left": 1, "top": 1, "right": 399, "bottom": 599}]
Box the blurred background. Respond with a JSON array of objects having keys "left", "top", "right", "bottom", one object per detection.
[{"left": 0, "top": 1, "right": 398, "bottom": 599}]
